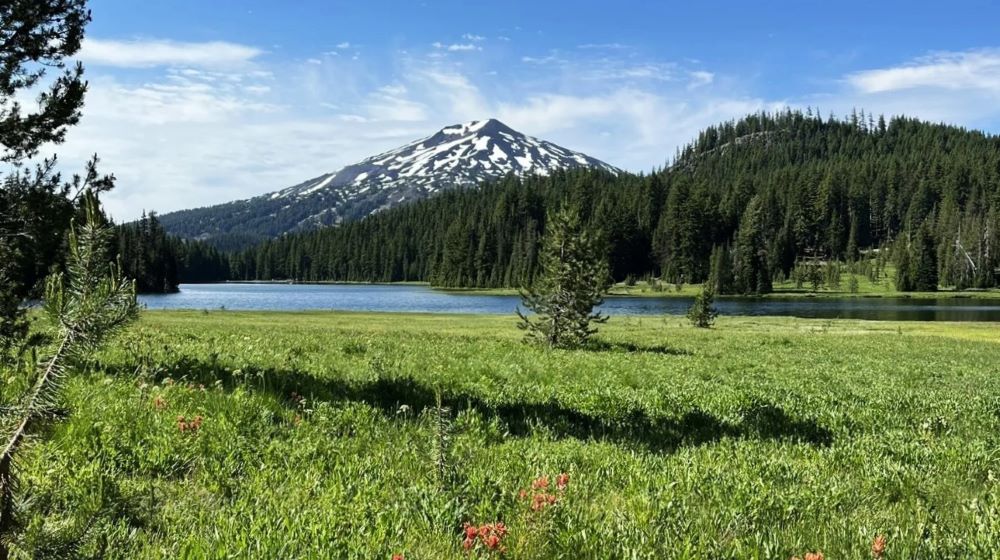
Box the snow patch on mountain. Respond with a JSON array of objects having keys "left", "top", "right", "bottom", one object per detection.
[
  {"left": 159, "top": 118, "right": 621, "bottom": 242},
  {"left": 271, "top": 118, "right": 620, "bottom": 215}
]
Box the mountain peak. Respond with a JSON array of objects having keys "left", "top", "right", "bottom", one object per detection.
[
  {"left": 159, "top": 119, "right": 620, "bottom": 243},
  {"left": 438, "top": 118, "right": 515, "bottom": 137}
]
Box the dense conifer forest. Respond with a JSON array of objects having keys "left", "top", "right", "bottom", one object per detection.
[
  {"left": 114, "top": 213, "right": 229, "bottom": 293},
  {"left": 190, "top": 110, "right": 1000, "bottom": 293}
]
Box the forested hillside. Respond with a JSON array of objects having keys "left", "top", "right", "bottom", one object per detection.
[{"left": 216, "top": 111, "right": 1000, "bottom": 293}]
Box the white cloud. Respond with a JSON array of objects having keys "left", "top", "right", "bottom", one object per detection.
[
  {"left": 688, "top": 70, "right": 715, "bottom": 89},
  {"left": 577, "top": 43, "right": 629, "bottom": 50},
  {"left": 432, "top": 42, "right": 481, "bottom": 52},
  {"left": 800, "top": 48, "right": 1000, "bottom": 130},
  {"left": 54, "top": 35, "right": 789, "bottom": 221},
  {"left": 336, "top": 42, "right": 351, "bottom": 49},
  {"left": 79, "top": 38, "right": 263, "bottom": 68},
  {"left": 462, "top": 33, "right": 486, "bottom": 42},
  {"left": 847, "top": 49, "right": 1000, "bottom": 93}
]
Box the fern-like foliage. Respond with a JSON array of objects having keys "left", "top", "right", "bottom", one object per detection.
[{"left": 0, "top": 194, "right": 137, "bottom": 560}]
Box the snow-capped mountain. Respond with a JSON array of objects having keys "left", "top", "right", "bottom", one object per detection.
[{"left": 158, "top": 119, "right": 620, "bottom": 246}]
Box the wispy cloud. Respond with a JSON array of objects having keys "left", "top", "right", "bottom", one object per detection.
[
  {"left": 462, "top": 33, "right": 486, "bottom": 42},
  {"left": 432, "top": 42, "right": 482, "bottom": 52},
  {"left": 577, "top": 43, "right": 629, "bottom": 50},
  {"left": 847, "top": 49, "right": 1000, "bottom": 93},
  {"left": 59, "top": 35, "right": 785, "bottom": 220},
  {"left": 80, "top": 38, "right": 263, "bottom": 68},
  {"left": 688, "top": 70, "right": 715, "bottom": 89}
]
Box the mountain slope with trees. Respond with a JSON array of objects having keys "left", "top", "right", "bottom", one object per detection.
[
  {"left": 157, "top": 119, "right": 620, "bottom": 249},
  {"left": 212, "top": 110, "right": 1000, "bottom": 293}
]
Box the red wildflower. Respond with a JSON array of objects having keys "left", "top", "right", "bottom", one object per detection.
[
  {"left": 871, "top": 535, "right": 886, "bottom": 558},
  {"left": 153, "top": 395, "right": 167, "bottom": 409},
  {"left": 804, "top": 553, "right": 824, "bottom": 560},
  {"left": 531, "top": 494, "right": 545, "bottom": 511},
  {"left": 531, "top": 475, "right": 550, "bottom": 490},
  {"left": 518, "top": 488, "right": 527, "bottom": 500},
  {"left": 391, "top": 555, "right": 404, "bottom": 560},
  {"left": 556, "top": 472, "right": 569, "bottom": 490},
  {"left": 461, "top": 522, "right": 508, "bottom": 555},
  {"left": 493, "top": 522, "right": 507, "bottom": 537}
]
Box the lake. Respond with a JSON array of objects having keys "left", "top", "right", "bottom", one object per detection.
[{"left": 137, "top": 283, "right": 1000, "bottom": 322}]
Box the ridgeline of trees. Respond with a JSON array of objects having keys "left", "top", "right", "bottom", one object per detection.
[{"left": 208, "top": 110, "right": 1000, "bottom": 293}]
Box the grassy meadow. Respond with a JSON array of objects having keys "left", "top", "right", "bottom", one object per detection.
[{"left": 7, "top": 311, "right": 1000, "bottom": 558}]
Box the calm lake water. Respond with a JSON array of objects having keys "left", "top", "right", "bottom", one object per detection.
[{"left": 136, "top": 283, "right": 1000, "bottom": 322}]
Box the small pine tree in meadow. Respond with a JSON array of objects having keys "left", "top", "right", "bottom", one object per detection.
[
  {"left": 517, "top": 204, "right": 610, "bottom": 349},
  {"left": 687, "top": 284, "right": 718, "bottom": 328},
  {"left": 1, "top": 194, "right": 138, "bottom": 559}
]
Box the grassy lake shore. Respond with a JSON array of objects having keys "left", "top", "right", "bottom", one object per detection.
[{"left": 10, "top": 311, "right": 1000, "bottom": 557}]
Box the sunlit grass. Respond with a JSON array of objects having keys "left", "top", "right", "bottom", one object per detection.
[{"left": 11, "top": 311, "right": 1000, "bottom": 558}]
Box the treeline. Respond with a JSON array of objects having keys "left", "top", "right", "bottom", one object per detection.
[
  {"left": 114, "top": 213, "right": 229, "bottom": 293},
  {"left": 212, "top": 110, "right": 1000, "bottom": 293}
]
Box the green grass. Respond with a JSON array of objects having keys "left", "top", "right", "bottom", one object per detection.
[{"left": 8, "top": 311, "right": 1000, "bottom": 558}]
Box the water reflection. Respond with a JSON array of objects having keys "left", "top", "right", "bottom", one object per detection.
[{"left": 137, "top": 283, "right": 1000, "bottom": 322}]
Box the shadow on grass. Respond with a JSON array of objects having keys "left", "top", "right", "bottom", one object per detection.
[
  {"left": 584, "top": 339, "right": 692, "bottom": 356},
  {"left": 106, "top": 356, "right": 832, "bottom": 452}
]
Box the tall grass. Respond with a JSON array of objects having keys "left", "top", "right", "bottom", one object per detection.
[{"left": 7, "top": 311, "right": 1000, "bottom": 557}]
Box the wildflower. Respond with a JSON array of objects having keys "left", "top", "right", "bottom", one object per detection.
[
  {"left": 461, "top": 522, "right": 507, "bottom": 554},
  {"left": 518, "top": 489, "right": 527, "bottom": 500},
  {"left": 871, "top": 535, "right": 886, "bottom": 558},
  {"left": 556, "top": 472, "right": 569, "bottom": 490},
  {"left": 531, "top": 475, "right": 550, "bottom": 490},
  {"left": 493, "top": 522, "right": 507, "bottom": 537},
  {"left": 153, "top": 395, "right": 167, "bottom": 409},
  {"left": 804, "top": 553, "right": 824, "bottom": 560},
  {"left": 392, "top": 555, "right": 404, "bottom": 560}
]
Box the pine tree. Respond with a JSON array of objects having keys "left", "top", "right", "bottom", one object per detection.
[
  {"left": 517, "top": 205, "right": 610, "bottom": 349},
  {"left": 687, "top": 284, "right": 718, "bottom": 328},
  {"left": 707, "top": 244, "right": 734, "bottom": 294},
  {"left": 1, "top": 194, "right": 137, "bottom": 559},
  {"left": 0, "top": 0, "right": 97, "bottom": 355},
  {"left": 911, "top": 221, "right": 939, "bottom": 291},
  {"left": 734, "top": 196, "right": 772, "bottom": 295},
  {"left": 894, "top": 236, "right": 914, "bottom": 292}
]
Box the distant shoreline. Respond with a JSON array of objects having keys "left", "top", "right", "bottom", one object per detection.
[{"left": 180, "top": 280, "right": 1000, "bottom": 300}]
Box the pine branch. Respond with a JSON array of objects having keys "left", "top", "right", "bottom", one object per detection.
[{"left": 0, "top": 193, "right": 136, "bottom": 559}]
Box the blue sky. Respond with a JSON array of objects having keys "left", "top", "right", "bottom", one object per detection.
[{"left": 57, "top": 0, "right": 1000, "bottom": 219}]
